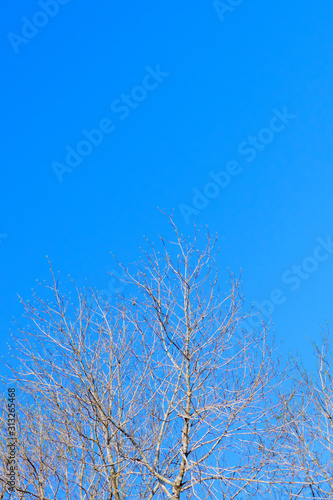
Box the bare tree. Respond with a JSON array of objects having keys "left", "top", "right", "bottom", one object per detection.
[
  {"left": 272, "top": 330, "right": 333, "bottom": 500},
  {"left": 1, "top": 219, "right": 292, "bottom": 499}
]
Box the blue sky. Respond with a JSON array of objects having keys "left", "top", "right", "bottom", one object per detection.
[{"left": 1, "top": 0, "right": 333, "bottom": 374}]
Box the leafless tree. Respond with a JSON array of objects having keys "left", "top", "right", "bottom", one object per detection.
[
  {"left": 1, "top": 218, "right": 293, "bottom": 499},
  {"left": 272, "top": 330, "right": 333, "bottom": 500}
]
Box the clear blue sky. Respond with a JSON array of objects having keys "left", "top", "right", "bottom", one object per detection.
[{"left": 1, "top": 0, "right": 333, "bottom": 374}]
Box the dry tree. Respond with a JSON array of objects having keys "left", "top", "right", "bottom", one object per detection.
[
  {"left": 0, "top": 218, "right": 293, "bottom": 499},
  {"left": 272, "top": 329, "right": 333, "bottom": 500}
]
